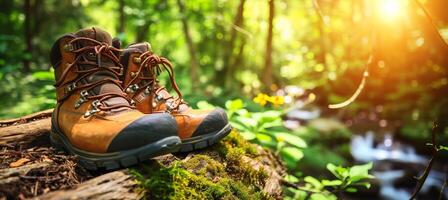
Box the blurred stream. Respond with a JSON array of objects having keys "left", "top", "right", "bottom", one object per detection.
[
  {"left": 284, "top": 101, "right": 447, "bottom": 200},
  {"left": 351, "top": 132, "right": 447, "bottom": 200}
]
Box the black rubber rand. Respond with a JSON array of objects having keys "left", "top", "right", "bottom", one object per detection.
[
  {"left": 178, "top": 123, "right": 232, "bottom": 152},
  {"left": 50, "top": 126, "right": 181, "bottom": 171}
]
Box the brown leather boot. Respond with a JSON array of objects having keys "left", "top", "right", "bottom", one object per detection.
[
  {"left": 50, "top": 28, "right": 181, "bottom": 170},
  {"left": 120, "top": 42, "right": 231, "bottom": 152}
]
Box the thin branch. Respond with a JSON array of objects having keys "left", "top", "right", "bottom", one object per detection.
[
  {"left": 411, "top": 0, "right": 448, "bottom": 48},
  {"left": 409, "top": 123, "right": 440, "bottom": 200},
  {"left": 312, "top": 0, "right": 328, "bottom": 25},
  {"left": 280, "top": 179, "right": 327, "bottom": 194},
  {"left": 328, "top": 55, "right": 372, "bottom": 109},
  {"left": 438, "top": 166, "right": 447, "bottom": 200}
]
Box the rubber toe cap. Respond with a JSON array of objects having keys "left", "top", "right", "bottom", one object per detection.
[
  {"left": 191, "top": 108, "right": 229, "bottom": 137},
  {"left": 107, "top": 113, "right": 178, "bottom": 152}
]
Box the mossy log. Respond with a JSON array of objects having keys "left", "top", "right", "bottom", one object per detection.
[{"left": 0, "top": 111, "right": 285, "bottom": 199}]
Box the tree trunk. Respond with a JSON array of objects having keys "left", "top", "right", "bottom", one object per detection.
[
  {"left": 117, "top": 0, "right": 125, "bottom": 34},
  {"left": 23, "top": 0, "right": 32, "bottom": 73},
  {"left": 136, "top": 23, "right": 151, "bottom": 43},
  {"left": 262, "top": 0, "right": 275, "bottom": 91},
  {"left": 177, "top": 0, "right": 200, "bottom": 93},
  {"left": 219, "top": 0, "right": 246, "bottom": 89},
  {"left": 228, "top": 35, "right": 247, "bottom": 91}
]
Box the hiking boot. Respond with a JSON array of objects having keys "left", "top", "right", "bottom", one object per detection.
[
  {"left": 50, "top": 27, "right": 181, "bottom": 170},
  {"left": 120, "top": 42, "right": 232, "bottom": 152}
]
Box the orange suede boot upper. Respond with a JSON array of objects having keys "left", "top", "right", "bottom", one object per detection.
[
  {"left": 120, "top": 43, "right": 229, "bottom": 140},
  {"left": 51, "top": 28, "right": 178, "bottom": 154}
]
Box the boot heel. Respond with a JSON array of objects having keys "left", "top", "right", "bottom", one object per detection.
[{"left": 50, "top": 131, "right": 65, "bottom": 151}]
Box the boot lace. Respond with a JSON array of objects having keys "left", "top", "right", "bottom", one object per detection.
[
  {"left": 54, "top": 37, "right": 134, "bottom": 117},
  {"left": 124, "top": 51, "right": 185, "bottom": 113}
]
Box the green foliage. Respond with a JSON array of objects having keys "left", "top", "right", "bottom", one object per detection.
[
  {"left": 221, "top": 98, "right": 373, "bottom": 199},
  {"left": 0, "top": 70, "right": 55, "bottom": 118},
  {"left": 284, "top": 163, "right": 374, "bottom": 199},
  {"left": 326, "top": 162, "right": 374, "bottom": 192},
  {"left": 225, "top": 99, "right": 307, "bottom": 169}
]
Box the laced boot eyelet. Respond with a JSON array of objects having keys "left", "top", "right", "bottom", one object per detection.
[
  {"left": 87, "top": 52, "right": 96, "bottom": 58},
  {"left": 133, "top": 57, "right": 141, "bottom": 64},
  {"left": 84, "top": 100, "right": 101, "bottom": 118},
  {"left": 74, "top": 90, "right": 89, "bottom": 109},
  {"left": 64, "top": 44, "right": 74, "bottom": 52},
  {"left": 155, "top": 94, "right": 164, "bottom": 102},
  {"left": 144, "top": 86, "right": 152, "bottom": 95},
  {"left": 126, "top": 84, "right": 139, "bottom": 94},
  {"left": 64, "top": 82, "right": 77, "bottom": 94}
]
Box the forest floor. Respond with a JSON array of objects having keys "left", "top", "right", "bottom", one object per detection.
[{"left": 0, "top": 110, "right": 285, "bottom": 199}]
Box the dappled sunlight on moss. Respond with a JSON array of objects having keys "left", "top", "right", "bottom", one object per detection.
[{"left": 130, "top": 130, "right": 274, "bottom": 199}]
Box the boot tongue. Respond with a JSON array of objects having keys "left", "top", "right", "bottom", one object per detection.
[
  {"left": 128, "top": 42, "right": 151, "bottom": 53},
  {"left": 75, "top": 27, "right": 130, "bottom": 110},
  {"left": 74, "top": 27, "right": 112, "bottom": 45}
]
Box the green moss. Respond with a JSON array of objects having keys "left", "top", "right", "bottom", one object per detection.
[
  {"left": 132, "top": 161, "right": 270, "bottom": 200},
  {"left": 130, "top": 130, "right": 273, "bottom": 200},
  {"left": 181, "top": 154, "right": 225, "bottom": 178},
  {"left": 214, "top": 130, "right": 258, "bottom": 157}
]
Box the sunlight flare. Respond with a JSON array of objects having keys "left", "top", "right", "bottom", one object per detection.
[{"left": 377, "top": 0, "right": 405, "bottom": 20}]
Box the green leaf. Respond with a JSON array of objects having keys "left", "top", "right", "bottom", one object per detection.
[
  {"left": 281, "top": 147, "right": 304, "bottom": 167},
  {"left": 229, "top": 121, "right": 248, "bottom": 132},
  {"left": 304, "top": 176, "right": 322, "bottom": 189},
  {"left": 354, "top": 182, "right": 371, "bottom": 189},
  {"left": 275, "top": 132, "right": 307, "bottom": 148},
  {"left": 439, "top": 145, "right": 448, "bottom": 151},
  {"left": 326, "top": 163, "right": 345, "bottom": 179},
  {"left": 225, "top": 99, "right": 244, "bottom": 110},
  {"left": 234, "top": 116, "right": 257, "bottom": 128},
  {"left": 32, "top": 71, "right": 54, "bottom": 80},
  {"left": 252, "top": 110, "right": 282, "bottom": 123},
  {"left": 284, "top": 174, "right": 299, "bottom": 183},
  {"left": 281, "top": 147, "right": 304, "bottom": 161},
  {"left": 349, "top": 162, "right": 374, "bottom": 181},
  {"left": 239, "top": 131, "right": 256, "bottom": 140},
  {"left": 310, "top": 193, "right": 337, "bottom": 200},
  {"left": 256, "top": 133, "right": 273, "bottom": 143},
  {"left": 345, "top": 187, "right": 358, "bottom": 193},
  {"left": 196, "top": 100, "right": 215, "bottom": 109},
  {"left": 259, "top": 119, "right": 283, "bottom": 129},
  {"left": 235, "top": 108, "right": 249, "bottom": 117},
  {"left": 321, "top": 179, "right": 342, "bottom": 187}
]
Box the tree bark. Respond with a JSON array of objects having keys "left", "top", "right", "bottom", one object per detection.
[
  {"left": 177, "top": 0, "right": 200, "bottom": 93},
  {"left": 37, "top": 170, "right": 141, "bottom": 200},
  {"left": 23, "top": 0, "right": 32, "bottom": 73},
  {"left": 136, "top": 23, "right": 151, "bottom": 43},
  {"left": 261, "top": 0, "right": 275, "bottom": 91}
]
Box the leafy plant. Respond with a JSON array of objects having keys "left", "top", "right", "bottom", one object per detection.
[
  {"left": 224, "top": 99, "right": 307, "bottom": 168},
  {"left": 285, "top": 162, "right": 374, "bottom": 200}
]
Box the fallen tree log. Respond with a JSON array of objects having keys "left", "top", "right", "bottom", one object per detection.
[
  {"left": 0, "top": 111, "right": 285, "bottom": 199},
  {"left": 37, "top": 170, "right": 141, "bottom": 200}
]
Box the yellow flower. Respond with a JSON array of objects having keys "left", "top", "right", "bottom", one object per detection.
[
  {"left": 253, "top": 93, "right": 269, "bottom": 106},
  {"left": 269, "top": 96, "right": 285, "bottom": 106}
]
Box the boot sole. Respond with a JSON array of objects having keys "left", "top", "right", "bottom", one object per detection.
[
  {"left": 50, "top": 129, "right": 181, "bottom": 171},
  {"left": 178, "top": 123, "right": 232, "bottom": 153}
]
